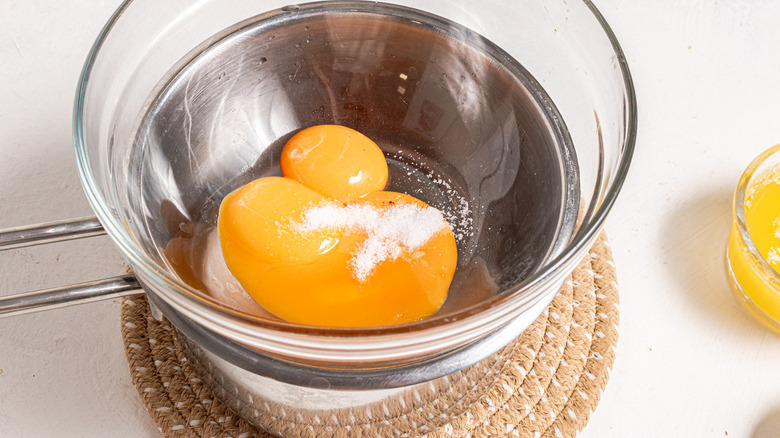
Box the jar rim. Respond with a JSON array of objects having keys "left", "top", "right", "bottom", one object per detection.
[{"left": 732, "top": 144, "right": 780, "bottom": 286}]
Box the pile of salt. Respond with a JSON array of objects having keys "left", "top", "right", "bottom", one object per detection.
[{"left": 298, "top": 202, "right": 447, "bottom": 281}]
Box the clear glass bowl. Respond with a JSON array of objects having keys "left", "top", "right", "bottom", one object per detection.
[{"left": 74, "top": 0, "right": 635, "bottom": 382}]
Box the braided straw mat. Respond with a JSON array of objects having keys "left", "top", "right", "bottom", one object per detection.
[{"left": 122, "top": 232, "right": 618, "bottom": 438}]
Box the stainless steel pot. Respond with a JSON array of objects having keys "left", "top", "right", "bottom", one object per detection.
[{"left": 0, "top": 1, "right": 635, "bottom": 436}]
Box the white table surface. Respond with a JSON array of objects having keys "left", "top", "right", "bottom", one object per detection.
[{"left": 2, "top": 1, "right": 780, "bottom": 437}]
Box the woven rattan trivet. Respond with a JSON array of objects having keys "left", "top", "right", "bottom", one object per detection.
[{"left": 122, "top": 232, "right": 618, "bottom": 438}]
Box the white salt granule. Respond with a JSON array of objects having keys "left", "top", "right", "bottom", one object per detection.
[
  {"left": 298, "top": 201, "right": 447, "bottom": 281},
  {"left": 774, "top": 215, "right": 780, "bottom": 239},
  {"left": 768, "top": 247, "right": 780, "bottom": 266}
]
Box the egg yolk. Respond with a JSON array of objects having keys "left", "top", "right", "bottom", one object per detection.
[
  {"left": 280, "top": 125, "right": 388, "bottom": 201},
  {"left": 218, "top": 125, "right": 457, "bottom": 327},
  {"left": 218, "top": 177, "right": 340, "bottom": 266}
]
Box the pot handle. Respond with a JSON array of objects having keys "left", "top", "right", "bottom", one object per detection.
[{"left": 0, "top": 217, "right": 144, "bottom": 318}]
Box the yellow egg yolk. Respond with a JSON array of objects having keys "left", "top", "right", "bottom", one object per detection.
[
  {"left": 218, "top": 125, "right": 457, "bottom": 327},
  {"left": 280, "top": 125, "right": 388, "bottom": 201},
  {"left": 218, "top": 177, "right": 341, "bottom": 266}
]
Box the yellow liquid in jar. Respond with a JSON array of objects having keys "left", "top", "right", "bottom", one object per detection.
[{"left": 728, "top": 164, "right": 780, "bottom": 329}]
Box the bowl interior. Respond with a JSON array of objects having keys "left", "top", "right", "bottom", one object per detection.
[{"left": 123, "top": 2, "right": 579, "bottom": 325}]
